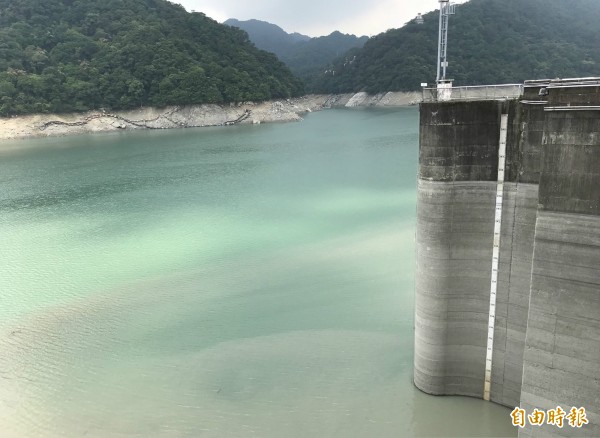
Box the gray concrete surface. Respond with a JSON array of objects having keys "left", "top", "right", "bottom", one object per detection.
[
  {"left": 492, "top": 182, "right": 539, "bottom": 408},
  {"left": 520, "top": 212, "right": 600, "bottom": 437},
  {"left": 415, "top": 179, "right": 539, "bottom": 407},
  {"left": 519, "top": 81, "right": 600, "bottom": 437},
  {"left": 415, "top": 100, "right": 539, "bottom": 407},
  {"left": 415, "top": 79, "right": 600, "bottom": 437},
  {"left": 415, "top": 179, "right": 495, "bottom": 398}
]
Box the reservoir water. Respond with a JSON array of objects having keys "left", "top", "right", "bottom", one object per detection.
[{"left": 0, "top": 108, "right": 515, "bottom": 437}]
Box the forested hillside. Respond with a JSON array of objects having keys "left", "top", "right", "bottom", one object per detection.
[
  {"left": 0, "top": 0, "right": 304, "bottom": 116},
  {"left": 284, "top": 32, "right": 369, "bottom": 82},
  {"left": 225, "top": 19, "right": 367, "bottom": 84},
  {"left": 311, "top": 0, "right": 600, "bottom": 93}
]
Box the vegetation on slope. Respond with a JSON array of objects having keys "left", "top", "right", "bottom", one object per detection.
[
  {"left": 0, "top": 0, "right": 304, "bottom": 116},
  {"left": 224, "top": 19, "right": 367, "bottom": 84},
  {"left": 310, "top": 0, "right": 600, "bottom": 93},
  {"left": 284, "top": 31, "right": 369, "bottom": 82},
  {"left": 224, "top": 19, "right": 310, "bottom": 58}
]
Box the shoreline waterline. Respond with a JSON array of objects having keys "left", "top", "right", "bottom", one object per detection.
[{"left": 0, "top": 92, "right": 421, "bottom": 142}]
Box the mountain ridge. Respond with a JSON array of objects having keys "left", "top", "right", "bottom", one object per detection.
[
  {"left": 224, "top": 19, "right": 311, "bottom": 55},
  {"left": 224, "top": 18, "right": 368, "bottom": 84}
]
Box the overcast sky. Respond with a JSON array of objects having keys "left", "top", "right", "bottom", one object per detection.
[{"left": 177, "top": 0, "right": 469, "bottom": 37}]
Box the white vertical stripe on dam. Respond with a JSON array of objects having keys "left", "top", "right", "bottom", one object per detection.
[{"left": 483, "top": 113, "right": 508, "bottom": 402}]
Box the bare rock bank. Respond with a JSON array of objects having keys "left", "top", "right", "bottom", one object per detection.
[
  {"left": 325, "top": 91, "right": 422, "bottom": 108},
  {"left": 0, "top": 92, "right": 421, "bottom": 141}
]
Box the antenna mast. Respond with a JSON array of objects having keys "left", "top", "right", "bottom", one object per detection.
[{"left": 436, "top": 0, "right": 456, "bottom": 83}]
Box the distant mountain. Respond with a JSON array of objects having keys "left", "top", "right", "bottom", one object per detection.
[
  {"left": 224, "top": 19, "right": 310, "bottom": 59},
  {"left": 225, "top": 19, "right": 368, "bottom": 84},
  {"left": 284, "top": 31, "right": 369, "bottom": 81},
  {"left": 310, "top": 0, "right": 600, "bottom": 93},
  {"left": 289, "top": 32, "right": 311, "bottom": 44},
  {"left": 0, "top": 0, "right": 304, "bottom": 116}
]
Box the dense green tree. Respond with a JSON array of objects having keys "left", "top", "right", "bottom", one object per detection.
[
  {"left": 310, "top": 0, "right": 600, "bottom": 93},
  {"left": 0, "top": 0, "right": 304, "bottom": 116}
]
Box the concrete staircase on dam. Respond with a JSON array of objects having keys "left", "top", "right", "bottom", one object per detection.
[{"left": 415, "top": 78, "right": 600, "bottom": 437}]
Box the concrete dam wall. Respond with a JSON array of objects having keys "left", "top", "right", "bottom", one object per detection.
[{"left": 414, "top": 78, "right": 600, "bottom": 437}]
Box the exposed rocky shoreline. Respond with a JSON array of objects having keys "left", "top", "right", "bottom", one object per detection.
[{"left": 0, "top": 92, "right": 422, "bottom": 141}]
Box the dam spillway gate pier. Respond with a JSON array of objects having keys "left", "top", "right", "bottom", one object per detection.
[{"left": 414, "top": 78, "right": 600, "bottom": 437}]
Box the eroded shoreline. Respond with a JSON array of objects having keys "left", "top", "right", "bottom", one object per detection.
[{"left": 0, "top": 92, "right": 421, "bottom": 141}]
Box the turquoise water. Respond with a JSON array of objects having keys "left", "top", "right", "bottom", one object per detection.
[{"left": 0, "top": 108, "right": 515, "bottom": 437}]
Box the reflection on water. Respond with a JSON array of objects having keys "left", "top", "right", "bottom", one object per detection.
[{"left": 0, "top": 108, "right": 515, "bottom": 437}]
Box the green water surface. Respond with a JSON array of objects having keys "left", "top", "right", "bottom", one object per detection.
[{"left": 0, "top": 108, "right": 515, "bottom": 437}]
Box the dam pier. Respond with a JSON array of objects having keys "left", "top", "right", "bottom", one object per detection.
[{"left": 415, "top": 78, "right": 600, "bottom": 437}]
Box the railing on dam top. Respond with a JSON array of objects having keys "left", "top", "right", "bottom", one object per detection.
[{"left": 422, "top": 84, "right": 524, "bottom": 102}]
